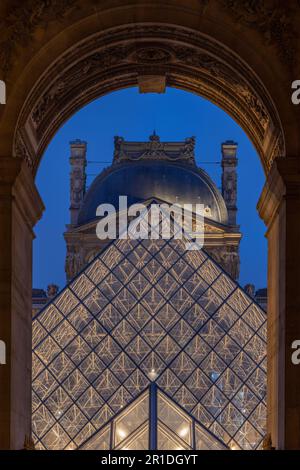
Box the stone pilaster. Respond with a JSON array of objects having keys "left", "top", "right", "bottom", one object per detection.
[
  {"left": 258, "top": 157, "right": 300, "bottom": 449},
  {"left": 69, "top": 139, "right": 87, "bottom": 226},
  {"left": 0, "top": 157, "right": 44, "bottom": 449},
  {"left": 221, "top": 141, "right": 238, "bottom": 226}
]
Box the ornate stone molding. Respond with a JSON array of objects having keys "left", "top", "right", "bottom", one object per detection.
[
  {"left": 14, "top": 130, "right": 35, "bottom": 170},
  {"left": 258, "top": 157, "right": 300, "bottom": 230},
  {"left": 13, "top": 24, "right": 285, "bottom": 174},
  {"left": 113, "top": 133, "right": 196, "bottom": 164},
  {"left": 222, "top": 0, "right": 298, "bottom": 68},
  {"left": 0, "top": 0, "right": 79, "bottom": 76},
  {"left": 65, "top": 245, "right": 83, "bottom": 281},
  {"left": 28, "top": 40, "right": 270, "bottom": 138},
  {"left": 1, "top": 1, "right": 297, "bottom": 77}
]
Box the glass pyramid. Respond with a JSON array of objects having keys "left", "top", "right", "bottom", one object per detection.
[
  {"left": 80, "top": 384, "right": 227, "bottom": 450},
  {"left": 32, "top": 211, "right": 267, "bottom": 450}
]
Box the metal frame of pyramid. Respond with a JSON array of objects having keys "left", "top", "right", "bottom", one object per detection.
[
  {"left": 32, "top": 204, "right": 267, "bottom": 450},
  {"left": 79, "top": 383, "right": 228, "bottom": 450}
]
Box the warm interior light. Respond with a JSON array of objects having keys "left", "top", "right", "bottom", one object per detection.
[
  {"left": 178, "top": 426, "right": 189, "bottom": 438},
  {"left": 148, "top": 368, "right": 158, "bottom": 380},
  {"left": 65, "top": 443, "right": 76, "bottom": 450},
  {"left": 117, "top": 427, "right": 127, "bottom": 440},
  {"left": 230, "top": 443, "right": 238, "bottom": 450}
]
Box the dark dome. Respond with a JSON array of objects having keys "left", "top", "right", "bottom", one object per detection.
[{"left": 78, "top": 160, "right": 228, "bottom": 225}]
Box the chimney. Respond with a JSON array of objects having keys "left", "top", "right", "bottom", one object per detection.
[
  {"left": 221, "top": 141, "right": 238, "bottom": 226},
  {"left": 69, "top": 139, "right": 87, "bottom": 225}
]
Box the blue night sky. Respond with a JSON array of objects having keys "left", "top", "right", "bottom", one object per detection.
[{"left": 33, "top": 87, "right": 267, "bottom": 291}]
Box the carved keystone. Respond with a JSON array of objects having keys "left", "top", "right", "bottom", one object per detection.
[{"left": 138, "top": 75, "right": 166, "bottom": 94}]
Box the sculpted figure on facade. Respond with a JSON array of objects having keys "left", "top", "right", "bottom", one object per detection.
[
  {"left": 207, "top": 245, "right": 240, "bottom": 280},
  {"left": 223, "top": 171, "right": 237, "bottom": 206},
  {"left": 65, "top": 246, "right": 84, "bottom": 281},
  {"left": 113, "top": 136, "right": 125, "bottom": 162},
  {"left": 69, "top": 140, "right": 87, "bottom": 225},
  {"left": 71, "top": 167, "right": 85, "bottom": 205},
  {"left": 181, "top": 136, "right": 196, "bottom": 162}
]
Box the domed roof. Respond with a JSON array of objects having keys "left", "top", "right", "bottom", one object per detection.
[{"left": 77, "top": 135, "right": 228, "bottom": 226}]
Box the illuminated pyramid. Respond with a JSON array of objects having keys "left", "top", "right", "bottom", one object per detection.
[{"left": 32, "top": 210, "right": 266, "bottom": 450}]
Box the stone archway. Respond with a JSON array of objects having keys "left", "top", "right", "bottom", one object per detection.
[
  {"left": 13, "top": 23, "right": 284, "bottom": 174},
  {"left": 1, "top": 0, "right": 300, "bottom": 450}
]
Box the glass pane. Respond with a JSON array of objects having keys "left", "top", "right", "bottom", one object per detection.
[
  {"left": 81, "top": 424, "right": 110, "bottom": 450},
  {"left": 157, "top": 422, "right": 190, "bottom": 450},
  {"left": 157, "top": 391, "right": 192, "bottom": 446},
  {"left": 114, "top": 391, "right": 149, "bottom": 446},
  {"left": 115, "top": 424, "right": 149, "bottom": 450},
  {"left": 195, "top": 424, "right": 226, "bottom": 450}
]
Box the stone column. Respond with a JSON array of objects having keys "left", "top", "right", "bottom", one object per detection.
[
  {"left": 258, "top": 157, "right": 300, "bottom": 449},
  {"left": 0, "top": 157, "right": 44, "bottom": 449}
]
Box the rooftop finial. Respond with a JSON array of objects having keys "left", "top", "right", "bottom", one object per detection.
[{"left": 150, "top": 130, "right": 160, "bottom": 142}]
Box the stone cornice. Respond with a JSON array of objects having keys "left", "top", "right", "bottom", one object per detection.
[
  {"left": 12, "top": 159, "right": 44, "bottom": 229},
  {"left": 113, "top": 134, "right": 196, "bottom": 165},
  {"left": 257, "top": 158, "right": 300, "bottom": 231}
]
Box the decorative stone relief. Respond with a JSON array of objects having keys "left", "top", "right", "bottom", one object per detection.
[
  {"left": 69, "top": 140, "right": 87, "bottom": 225},
  {"left": 65, "top": 246, "right": 84, "bottom": 281},
  {"left": 14, "top": 130, "right": 34, "bottom": 169},
  {"left": 207, "top": 245, "right": 240, "bottom": 280},
  {"left": 234, "top": 84, "right": 269, "bottom": 130},
  {"left": 0, "top": 0, "right": 79, "bottom": 75},
  {"left": 223, "top": 171, "right": 237, "bottom": 206},
  {"left": 113, "top": 133, "right": 196, "bottom": 164},
  {"left": 222, "top": 0, "right": 297, "bottom": 67}
]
